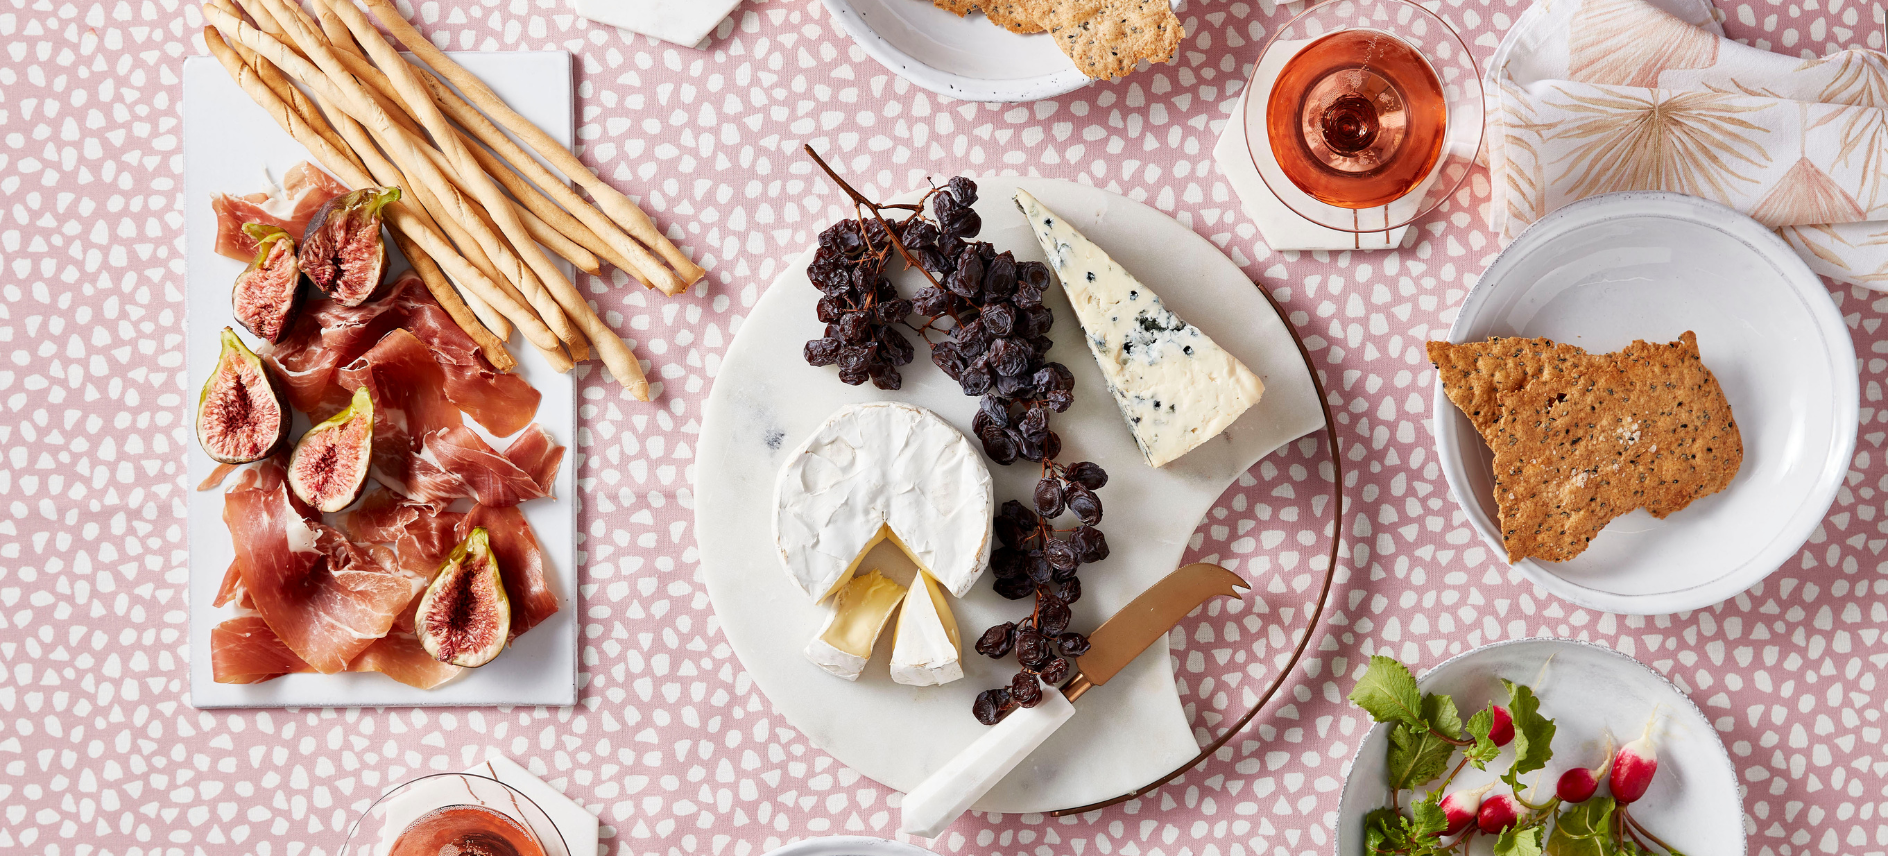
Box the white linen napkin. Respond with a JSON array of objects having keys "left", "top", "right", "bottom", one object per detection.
[
  {"left": 1214, "top": 42, "right": 1409, "bottom": 251},
  {"left": 1489, "top": 0, "right": 1888, "bottom": 288},
  {"left": 571, "top": 0, "right": 738, "bottom": 48}
]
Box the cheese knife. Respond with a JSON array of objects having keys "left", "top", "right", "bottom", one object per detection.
[{"left": 898, "top": 562, "right": 1249, "bottom": 838}]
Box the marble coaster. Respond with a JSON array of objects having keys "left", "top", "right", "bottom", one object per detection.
[
  {"left": 570, "top": 0, "right": 738, "bottom": 48},
  {"left": 1214, "top": 45, "right": 1409, "bottom": 251}
]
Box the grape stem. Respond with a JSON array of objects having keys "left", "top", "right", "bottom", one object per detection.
[{"left": 803, "top": 144, "right": 948, "bottom": 294}]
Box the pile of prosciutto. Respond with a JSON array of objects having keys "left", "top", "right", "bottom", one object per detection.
[{"left": 207, "top": 170, "right": 563, "bottom": 689}]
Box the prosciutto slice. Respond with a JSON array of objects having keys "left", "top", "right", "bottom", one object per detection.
[
  {"left": 346, "top": 488, "right": 465, "bottom": 631},
  {"left": 211, "top": 616, "right": 315, "bottom": 684},
  {"left": 263, "top": 272, "right": 540, "bottom": 431},
  {"left": 338, "top": 328, "right": 466, "bottom": 503},
  {"left": 211, "top": 162, "right": 348, "bottom": 261},
  {"left": 502, "top": 423, "right": 565, "bottom": 498},
  {"left": 459, "top": 504, "right": 558, "bottom": 637},
  {"left": 229, "top": 467, "right": 424, "bottom": 673},
  {"left": 348, "top": 632, "right": 462, "bottom": 689},
  {"left": 264, "top": 278, "right": 415, "bottom": 417},
  {"left": 399, "top": 296, "right": 540, "bottom": 436},
  {"left": 422, "top": 425, "right": 552, "bottom": 507}
]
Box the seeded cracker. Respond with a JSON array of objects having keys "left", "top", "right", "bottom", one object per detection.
[
  {"left": 932, "top": 0, "right": 978, "bottom": 17},
  {"left": 1051, "top": 0, "right": 1183, "bottom": 80},
  {"left": 1427, "top": 337, "right": 1590, "bottom": 434},
  {"left": 981, "top": 0, "right": 1050, "bottom": 33},
  {"left": 1432, "top": 332, "right": 1742, "bottom": 564}
]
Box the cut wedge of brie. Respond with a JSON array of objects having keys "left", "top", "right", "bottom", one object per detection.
[
  {"left": 1014, "top": 189, "right": 1266, "bottom": 468},
  {"left": 773, "top": 402, "right": 994, "bottom": 601},
  {"left": 889, "top": 569, "right": 964, "bottom": 686},
  {"left": 804, "top": 570, "right": 907, "bottom": 680}
]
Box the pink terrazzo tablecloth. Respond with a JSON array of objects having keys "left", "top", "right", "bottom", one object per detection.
[{"left": 3, "top": 1, "right": 1885, "bottom": 854}]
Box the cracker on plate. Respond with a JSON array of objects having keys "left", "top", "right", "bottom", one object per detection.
[
  {"left": 980, "top": 0, "right": 1049, "bottom": 33},
  {"left": 933, "top": 0, "right": 978, "bottom": 17},
  {"left": 1434, "top": 332, "right": 1742, "bottom": 564},
  {"left": 1050, "top": 0, "right": 1183, "bottom": 80}
]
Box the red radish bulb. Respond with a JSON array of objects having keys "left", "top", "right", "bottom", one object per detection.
[
  {"left": 1438, "top": 783, "right": 1494, "bottom": 836},
  {"left": 1488, "top": 705, "right": 1515, "bottom": 747},
  {"left": 1558, "top": 735, "right": 1616, "bottom": 804},
  {"left": 1556, "top": 766, "right": 1602, "bottom": 803},
  {"left": 1610, "top": 733, "right": 1659, "bottom": 804},
  {"left": 1477, "top": 794, "right": 1521, "bottom": 834}
]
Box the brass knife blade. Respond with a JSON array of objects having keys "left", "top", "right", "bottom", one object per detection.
[{"left": 1069, "top": 563, "right": 1248, "bottom": 695}]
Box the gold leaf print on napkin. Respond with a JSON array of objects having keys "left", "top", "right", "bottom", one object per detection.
[
  {"left": 1567, "top": 0, "right": 1718, "bottom": 87},
  {"left": 1750, "top": 158, "right": 1866, "bottom": 227},
  {"left": 1547, "top": 89, "right": 1770, "bottom": 204}
]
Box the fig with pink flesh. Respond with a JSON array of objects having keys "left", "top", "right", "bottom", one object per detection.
[
  {"left": 415, "top": 527, "right": 511, "bottom": 668},
  {"left": 286, "top": 385, "right": 375, "bottom": 512},
  {"left": 232, "top": 223, "right": 306, "bottom": 343},
  {"left": 197, "top": 327, "right": 290, "bottom": 464},
  {"left": 299, "top": 186, "right": 399, "bottom": 306}
]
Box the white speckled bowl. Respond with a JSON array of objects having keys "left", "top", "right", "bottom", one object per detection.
[
  {"left": 1335, "top": 638, "right": 1745, "bottom": 856},
  {"left": 818, "top": 0, "right": 1181, "bottom": 102},
  {"left": 1435, "top": 191, "right": 1857, "bottom": 615}
]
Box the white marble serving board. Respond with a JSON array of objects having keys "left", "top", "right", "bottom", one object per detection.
[
  {"left": 695, "top": 177, "right": 1326, "bottom": 813},
  {"left": 183, "top": 52, "right": 578, "bottom": 708}
]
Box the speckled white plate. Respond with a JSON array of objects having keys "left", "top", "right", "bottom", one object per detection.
[
  {"left": 818, "top": 0, "right": 1181, "bottom": 102},
  {"left": 764, "top": 838, "right": 939, "bottom": 856},
  {"left": 1435, "top": 191, "right": 1857, "bottom": 615},
  {"left": 1335, "top": 638, "right": 1745, "bottom": 856}
]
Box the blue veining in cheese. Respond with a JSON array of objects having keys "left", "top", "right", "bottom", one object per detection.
[{"left": 1014, "top": 189, "right": 1265, "bottom": 468}]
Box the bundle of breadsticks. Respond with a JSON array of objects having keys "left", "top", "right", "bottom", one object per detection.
[{"left": 199, "top": 0, "right": 702, "bottom": 399}]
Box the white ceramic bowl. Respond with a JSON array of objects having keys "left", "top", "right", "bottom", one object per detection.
[
  {"left": 819, "top": 0, "right": 1179, "bottom": 102},
  {"left": 1435, "top": 191, "right": 1858, "bottom": 615},
  {"left": 1334, "top": 638, "right": 1745, "bottom": 856},
  {"left": 764, "top": 838, "right": 939, "bottom": 856}
]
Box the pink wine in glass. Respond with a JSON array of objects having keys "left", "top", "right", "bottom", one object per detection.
[
  {"left": 388, "top": 804, "right": 547, "bottom": 856},
  {"left": 1265, "top": 28, "right": 1448, "bottom": 209}
]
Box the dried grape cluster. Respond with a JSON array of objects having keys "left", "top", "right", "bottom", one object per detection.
[{"left": 801, "top": 150, "right": 1112, "bottom": 726}]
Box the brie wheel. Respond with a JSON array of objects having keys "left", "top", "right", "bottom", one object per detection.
[
  {"left": 773, "top": 402, "right": 995, "bottom": 600},
  {"left": 804, "top": 570, "right": 907, "bottom": 681},
  {"left": 890, "top": 569, "right": 964, "bottom": 686}
]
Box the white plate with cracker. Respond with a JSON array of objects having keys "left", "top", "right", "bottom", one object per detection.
[
  {"left": 1434, "top": 191, "right": 1857, "bottom": 615},
  {"left": 820, "top": 0, "right": 1181, "bottom": 102}
]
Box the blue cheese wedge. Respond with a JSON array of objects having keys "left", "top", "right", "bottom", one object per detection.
[{"left": 1014, "top": 189, "right": 1265, "bottom": 467}]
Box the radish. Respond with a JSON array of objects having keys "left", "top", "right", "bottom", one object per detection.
[
  {"left": 1476, "top": 793, "right": 1520, "bottom": 833},
  {"left": 1438, "top": 783, "right": 1494, "bottom": 836},
  {"left": 1557, "top": 734, "right": 1615, "bottom": 804},
  {"left": 1487, "top": 705, "right": 1515, "bottom": 747},
  {"left": 1611, "top": 715, "right": 1661, "bottom": 804}
]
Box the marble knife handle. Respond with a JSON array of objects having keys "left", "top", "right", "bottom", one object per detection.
[{"left": 897, "top": 679, "right": 1076, "bottom": 838}]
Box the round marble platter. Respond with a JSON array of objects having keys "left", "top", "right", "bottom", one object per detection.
[
  {"left": 696, "top": 176, "right": 1327, "bottom": 813},
  {"left": 1334, "top": 638, "right": 1744, "bottom": 856}
]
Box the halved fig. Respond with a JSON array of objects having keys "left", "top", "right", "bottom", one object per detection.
[
  {"left": 233, "top": 223, "right": 307, "bottom": 343},
  {"left": 197, "top": 327, "right": 290, "bottom": 464},
  {"left": 300, "top": 186, "right": 400, "bottom": 306},
  {"left": 414, "top": 527, "right": 511, "bottom": 668},
  {"left": 287, "top": 385, "right": 375, "bottom": 512}
]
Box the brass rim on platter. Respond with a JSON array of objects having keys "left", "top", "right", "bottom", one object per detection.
[{"left": 1048, "top": 277, "right": 1345, "bottom": 817}]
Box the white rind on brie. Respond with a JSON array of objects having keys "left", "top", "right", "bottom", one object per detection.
[
  {"left": 1014, "top": 189, "right": 1266, "bottom": 468},
  {"left": 773, "top": 402, "right": 995, "bottom": 601},
  {"left": 889, "top": 569, "right": 964, "bottom": 686},
  {"left": 804, "top": 570, "right": 906, "bottom": 681}
]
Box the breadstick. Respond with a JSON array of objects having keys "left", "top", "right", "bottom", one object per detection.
[
  {"left": 201, "top": 23, "right": 535, "bottom": 369},
  {"left": 211, "top": 0, "right": 587, "bottom": 360},
  {"left": 359, "top": 0, "right": 705, "bottom": 287},
  {"left": 303, "top": 10, "right": 615, "bottom": 277},
  {"left": 325, "top": 0, "right": 649, "bottom": 392}
]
